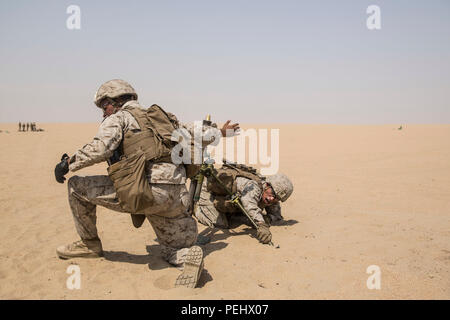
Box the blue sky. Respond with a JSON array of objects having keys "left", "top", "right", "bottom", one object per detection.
[{"left": 0, "top": 0, "right": 449, "bottom": 123}]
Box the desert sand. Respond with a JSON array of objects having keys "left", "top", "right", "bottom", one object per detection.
[{"left": 0, "top": 123, "right": 449, "bottom": 299}]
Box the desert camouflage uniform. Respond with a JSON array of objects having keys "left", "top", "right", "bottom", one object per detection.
[
  {"left": 68, "top": 100, "right": 218, "bottom": 267},
  {"left": 195, "top": 177, "right": 283, "bottom": 229}
]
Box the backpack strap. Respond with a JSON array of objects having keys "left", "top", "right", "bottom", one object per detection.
[{"left": 122, "top": 105, "right": 149, "bottom": 132}]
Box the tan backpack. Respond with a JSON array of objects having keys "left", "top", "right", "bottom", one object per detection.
[
  {"left": 206, "top": 162, "right": 265, "bottom": 196},
  {"left": 107, "top": 104, "right": 178, "bottom": 213}
]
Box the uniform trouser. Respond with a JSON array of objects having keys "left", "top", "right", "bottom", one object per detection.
[
  {"left": 67, "top": 175, "right": 197, "bottom": 267},
  {"left": 194, "top": 183, "right": 231, "bottom": 229}
]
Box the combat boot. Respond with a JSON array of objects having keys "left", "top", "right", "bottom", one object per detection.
[
  {"left": 56, "top": 238, "right": 103, "bottom": 259},
  {"left": 175, "top": 246, "right": 204, "bottom": 288}
]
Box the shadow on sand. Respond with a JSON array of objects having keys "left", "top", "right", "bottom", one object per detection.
[
  {"left": 102, "top": 217, "right": 298, "bottom": 287},
  {"left": 103, "top": 245, "right": 215, "bottom": 287}
]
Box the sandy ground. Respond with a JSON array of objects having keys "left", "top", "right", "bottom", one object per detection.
[{"left": 0, "top": 123, "right": 449, "bottom": 300}]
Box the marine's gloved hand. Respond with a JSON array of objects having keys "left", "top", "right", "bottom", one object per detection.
[
  {"left": 256, "top": 222, "right": 272, "bottom": 244},
  {"left": 55, "top": 153, "right": 70, "bottom": 183}
]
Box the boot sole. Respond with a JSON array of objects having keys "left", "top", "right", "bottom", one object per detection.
[
  {"left": 175, "top": 246, "right": 203, "bottom": 288},
  {"left": 57, "top": 250, "right": 103, "bottom": 260}
]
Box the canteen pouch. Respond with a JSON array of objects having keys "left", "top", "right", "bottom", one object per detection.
[{"left": 107, "top": 149, "right": 154, "bottom": 213}]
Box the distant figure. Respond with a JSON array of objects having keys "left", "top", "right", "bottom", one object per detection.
[
  {"left": 19, "top": 122, "right": 22, "bottom": 131},
  {"left": 398, "top": 125, "right": 403, "bottom": 130},
  {"left": 22, "top": 123, "right": 26, "bottom": 131},
  {"left": 32, "top": 123, "right": 36, "bottom": 131},
  {"left": 26, "top": 123, "right": 29, "bottom": 131}
]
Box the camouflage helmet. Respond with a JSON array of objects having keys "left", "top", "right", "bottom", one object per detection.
[
  {"left": 266, "top": 173, "right": 293, "bottom": 202},
  {"left": 94, "top": 79, "right": 138, "bottom": 107}
]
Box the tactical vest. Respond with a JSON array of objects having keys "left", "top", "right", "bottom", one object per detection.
[
  {"left": 120, "top": 104, "right": 177, "bottom": 161},
  {"left": 107, "top": 104, "right": 178, "bottom": 214},
  {"left": 207, "top": 163, "right": 265, "bottom": 196}
]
